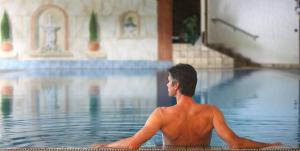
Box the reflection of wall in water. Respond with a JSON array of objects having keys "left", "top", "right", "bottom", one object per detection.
[
  {"left": 15, "top": 78, "right": 72, "bottom": 114},
  {"left": 89, "top": 85, "right": 100, "bottom": 114},
  {"left": 156, "top": 71, "right": 172, "bottom": 107},
  {"left": 298, "top": 79, "right": 300, "bottom": 148},
  {"left": 67, "top": 77, "right": 106, "bottom": 113},
  {"left": 101, "top": 74, "right": 157, "bottom": 110},
  {"left": 195, "top": 69, "right": 234, "bottom": 104},
  {"left": 13, "top": 77, "right": 107, "bottom": 115},
  {"left": 0, "top": 84, "right": 13, "bottom": 117},
  {"left": 195, "top": 69, "right": 234, "bottom": 94}
]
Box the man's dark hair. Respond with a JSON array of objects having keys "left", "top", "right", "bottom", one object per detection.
[{"left": 168, "top": 63, "right": 197, "bottom": 97}]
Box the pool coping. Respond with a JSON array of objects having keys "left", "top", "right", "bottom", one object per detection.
[
  {"left": 0, "top": 147, "right": 298, "bottom": 151},
  {"left": 0, "top": 60, "right": 173, "bottom": 70}
]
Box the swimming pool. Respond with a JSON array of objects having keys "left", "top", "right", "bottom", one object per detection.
[{"left": 0, "top": 69, "right": 299, "bottom": 148}]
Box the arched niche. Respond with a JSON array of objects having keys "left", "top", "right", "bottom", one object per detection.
[{"left": 31, "top": 4, "right": 68, "bottom": 51}]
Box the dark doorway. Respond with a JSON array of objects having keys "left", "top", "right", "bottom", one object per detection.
[{"left": 173, "top": 0, "right": 200, "bottom": 43}]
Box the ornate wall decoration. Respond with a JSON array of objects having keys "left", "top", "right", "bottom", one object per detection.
[
  {"left": 119, "top": 11, "right": 140, "bottom": 38},
  {"left": 31, "top": 4, "right": 69, "bottom": 53}
]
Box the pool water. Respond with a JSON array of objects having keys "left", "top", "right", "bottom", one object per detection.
[{"left": 0, "top": 69, "right": 299, "bottom": 148}]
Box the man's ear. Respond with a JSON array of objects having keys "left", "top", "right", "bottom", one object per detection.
[{"left": 174, "top": 82, "right": 180, "bottom": 90}]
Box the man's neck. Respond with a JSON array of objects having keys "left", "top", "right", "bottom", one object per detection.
[{"left": 175, "top": 93, "right": 195, "bottom": 106}]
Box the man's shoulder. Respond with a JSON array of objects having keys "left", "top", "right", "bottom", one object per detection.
[
  {"left": 160, "top": 104, "right": 180, "bottom": 110},
  {"left": 194, "top": 104, "right": 222, "bottom": 117},
  {"left": 153, "top": 106, "right": 175, "bottom": 116},
  {"left": 155, "top": 106, "right": 169, "bottom": 113},
  {"left": 199, "top": 104, "right": 224, "bottom": 118},
  {"left": 206, "top": 104, "right": 221, "bottom": 112}
]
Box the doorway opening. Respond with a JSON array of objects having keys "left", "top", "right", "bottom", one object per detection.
[{"left": 172, "top": 0, "right": 201, "bottom": 44}]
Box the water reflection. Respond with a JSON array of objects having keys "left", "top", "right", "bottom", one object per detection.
[
  {"left": 89, "top": 85, "right": 100, "bottom": 139},
  {"left": 0, "top": 69, "right": 299, "bottom": 147},
  {"left": 89, "top": 85, "right": 100, "bottom": 114},
  {"left": 298, "top": 80, "right": 300, "bottom": 148},
  {"left": 1, "top": 84, "right": 13, "bottom": 117},
  {"left": 156, "top": 71, "right": 174, "bottom": 107}
]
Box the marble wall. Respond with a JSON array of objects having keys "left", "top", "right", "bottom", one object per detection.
[{"left": 0, "top": 0, "right": 158, "bottom": 60}]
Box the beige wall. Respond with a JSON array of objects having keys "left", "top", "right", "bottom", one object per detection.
[{"left": 0, "top": 0, "right": 158, "bottom": 60}]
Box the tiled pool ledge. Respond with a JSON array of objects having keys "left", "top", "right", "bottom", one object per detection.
[
  {"left": 261, "top": 64, "right": 300, "bottom": 69},
  {"left": 0, "top": 147, "right": 297, "bottom": 151},
  {"left": 0, "top": 60, "right": 173, "bottom": 70}
]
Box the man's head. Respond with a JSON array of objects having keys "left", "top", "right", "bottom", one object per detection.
[{"left": 167, "top": 64, "right": 197, "bottom": 97}]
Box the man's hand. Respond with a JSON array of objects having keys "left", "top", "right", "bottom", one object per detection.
[{"left": 90, "top": 144, "right": 108, "bottom": 148}]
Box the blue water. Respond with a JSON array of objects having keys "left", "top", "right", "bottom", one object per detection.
[{"left": 0, "top": 69, "right": 299, "bottom": 148}]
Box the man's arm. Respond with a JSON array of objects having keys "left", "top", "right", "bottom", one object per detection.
[
  {"left": 212, "top": 106, "right": 281, "bottom": 149},
  {"left": 92, "top": 108, "right": 163, "bottom": 149}
]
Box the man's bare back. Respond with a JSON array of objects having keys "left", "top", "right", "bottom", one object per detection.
[
  {"left": 159, "top": 102, "right": 214, "bottom": 146},
  {"left": 92, "top": 64, "right": 281, "bottom": 149}
]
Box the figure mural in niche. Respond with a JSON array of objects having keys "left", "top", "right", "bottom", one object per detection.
[
  {"left": 40, "top": 15, "right": 60, "bottom": 51},
  {"left": 121, "top": 12, "right": 139, "bottom": 38},
  {"left": 124, "top": 17, "right": 136, "bottom": 35}
]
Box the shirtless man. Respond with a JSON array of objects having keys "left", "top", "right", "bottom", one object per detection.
[{"left": 92, "top": 64, "right": 281, "bottom": 149}]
